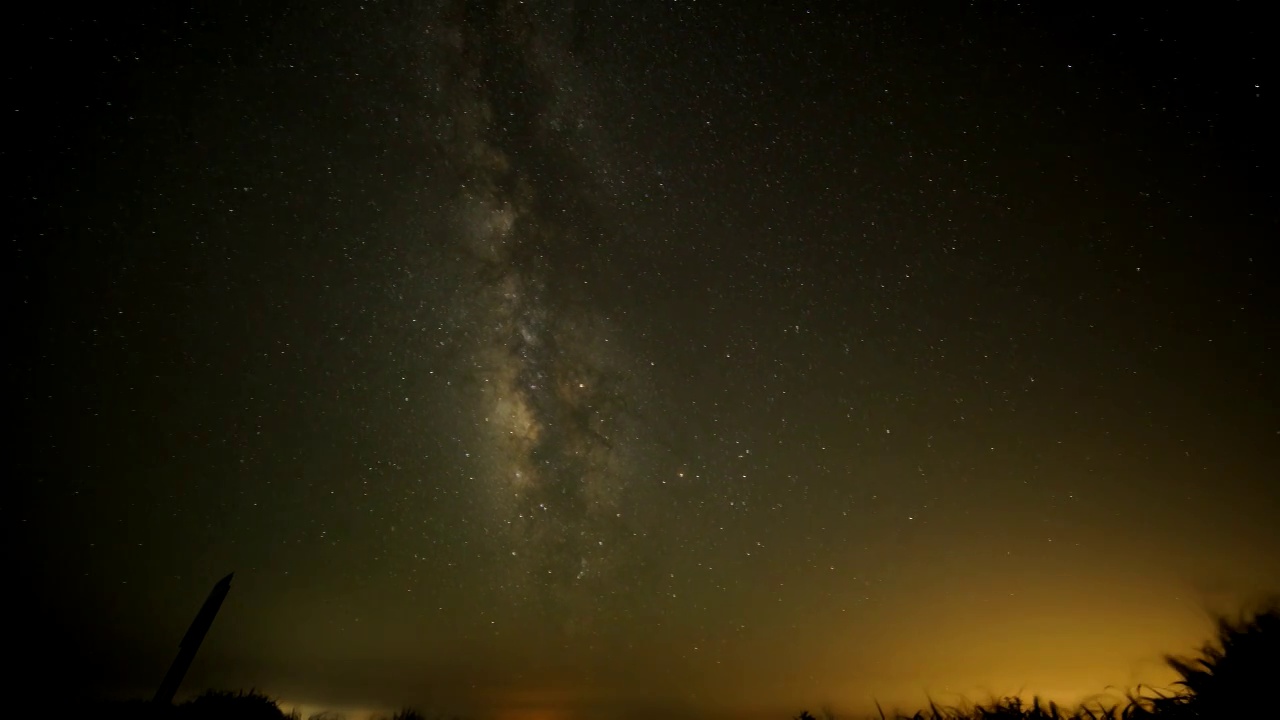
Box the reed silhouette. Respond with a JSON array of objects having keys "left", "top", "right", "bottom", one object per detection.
[{"left": 795, "top": 599, "right": 1279, "bottom": 719}]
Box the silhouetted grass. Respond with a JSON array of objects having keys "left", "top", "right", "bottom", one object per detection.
[
  {"left": 795, "top": 599, "right": 1280, "bottom": 719},
  {"left": 73, "top": 601, "right": 1277, "bottom": 720}
]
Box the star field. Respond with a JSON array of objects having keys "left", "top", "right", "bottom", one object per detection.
[{"left": 14, "top": 2, "right": 1277, "bottom": 718}]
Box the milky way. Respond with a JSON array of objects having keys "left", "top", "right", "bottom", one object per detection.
[
  {"left": 20, "top": 0, "right": 1277, "bottom": 715},
  {"left": 429, "top": 0, "right": 649, "bottom": 621}
]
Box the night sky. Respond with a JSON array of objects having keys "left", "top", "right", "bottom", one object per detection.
[{"left": 14, "top": 1, "right": 1277, "bottom": 718}]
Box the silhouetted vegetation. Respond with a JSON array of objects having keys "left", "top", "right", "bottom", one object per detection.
[
  {"left": 73, "top": 602, "right": 1277, "bottom": 720},
  {"left": 82, "top": 690, "right": 296, "bottom": 720},
  {"left": 79, "top": 690, "right": 468, "bottom": 720},
  {"left": 795, "top": 600, "right": 1279, "bottom": 719}
]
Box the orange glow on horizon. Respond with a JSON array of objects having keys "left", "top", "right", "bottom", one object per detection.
[{"left": 495, "top": 710, "right": 574, "bottom": 720}]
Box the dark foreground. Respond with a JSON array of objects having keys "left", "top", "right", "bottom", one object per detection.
[{"left": 77, "top": 603, "right": 1279, "bottom": 720}]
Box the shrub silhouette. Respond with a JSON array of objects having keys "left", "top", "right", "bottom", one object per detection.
[
  {"left": 177, "top": 689, "right": 292, "bottom": 720},
  {"left": 84, "top": 689, "right": 294, "bottom": 720}
]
